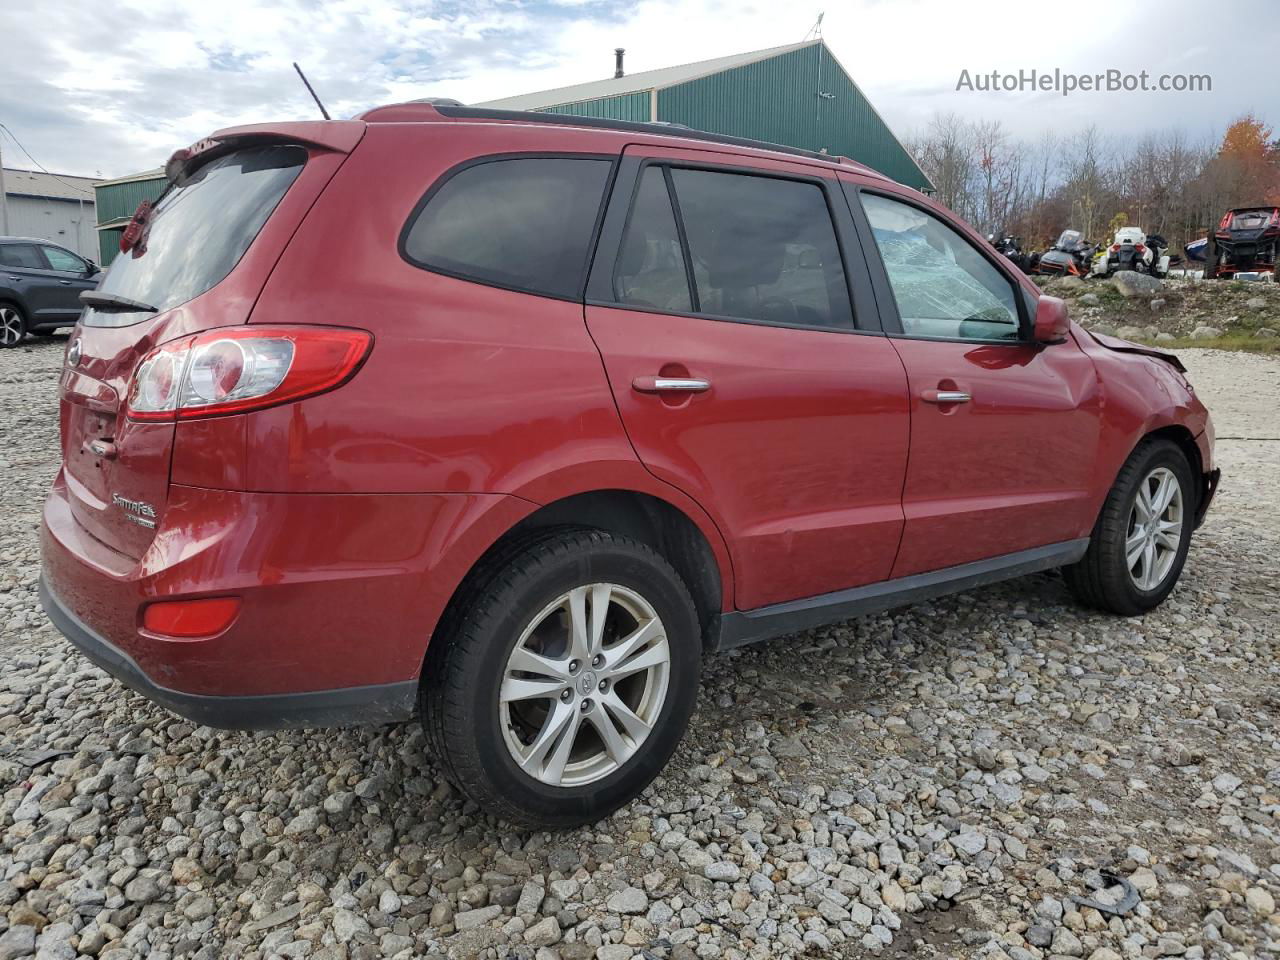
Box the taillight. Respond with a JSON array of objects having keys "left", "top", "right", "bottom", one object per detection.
[
  {"left": 1218, "top": 211, "right": 1234, "bottom": 231},
  {"left": 126, "top": 326, "right": 371, "bottom": 422},
  {"left": 1270, "top": 210, "right": 1280, "bottom": 228},
  {"left": 1111, "top": 244, "right": 1121, "bottom": 253},
  {"left": 1135, "top": 243, "right": 1146, "bottom": 253}
]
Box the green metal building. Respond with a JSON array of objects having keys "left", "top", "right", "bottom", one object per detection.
[
  {"left": 477, "top": 40, "right": 932, "bottom": 191},
  {"left": 93, "top": 168, "right": 166, "bottom": 266}
]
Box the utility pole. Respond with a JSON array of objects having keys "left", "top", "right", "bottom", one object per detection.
[{"left": 0, "top": 136, "right": 9, "bottom": 236}]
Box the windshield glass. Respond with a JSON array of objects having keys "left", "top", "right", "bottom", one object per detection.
[
  {"left": 86, "top": 145, "right": 306, "bottom": 327},
  {"left": 1055, "top": 230, "right": 1082, "bottom": 249},
  {"left": 1230, "top": 209, "right": 1275, "bottom": 229}
]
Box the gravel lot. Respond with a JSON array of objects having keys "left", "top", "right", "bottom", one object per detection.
[{"left": 1, "top": 335, "right": 1278, "bottom": 960}]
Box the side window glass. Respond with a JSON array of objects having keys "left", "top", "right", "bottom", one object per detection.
[
  {"left": 403, "top": 157, "right": 611, "bottom": 300},
  {"left": 613, "top": 167, "right": 692, "bottom": 313},
  {"left": 42, "top": 246, "right": 87, "bottom": 273},
  {"left": 668, "top": 168, "right": 853, "bottom": 329},
  {"left": 860, "top": 193, "right": 1020, "bottom": 340},
  {"left": 0, "top": 244, "right": 46, "bottom": 269}
]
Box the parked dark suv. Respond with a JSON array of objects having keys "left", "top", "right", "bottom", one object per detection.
[
  {"left": 0, "top": 236, "right": 100, "bottom": 347},
  {"left": 40, "top": 106, "right": 1217, "bottom": 827}
]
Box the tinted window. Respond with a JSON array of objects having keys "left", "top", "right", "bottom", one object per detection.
[
  {"left": 88, "top": 145, "right": 306, "bottom": 327},
  {"left": 404, "top": 157, "right": 611, "bottom": 299},
  {"left": 0, "top": 244, "right": 46, "bottom": 269},
  {"left": 861, "top": 193, "right": 1020, "bottom": 340},
  {"left": 613, "top": 167, "right": 692, "bottom": 313},
  {"left": 669, "top": 168, "right": 852, "bottom": 329},
  {"left": 42, "top": 246, "right": 86, "bottom": 272}
]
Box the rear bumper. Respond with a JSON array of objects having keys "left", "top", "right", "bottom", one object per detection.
[
  {"left": 40, "top": 576, "right": 415, "bottom": 729},
  {"left": 39, "top": 468, "right": 530, "bottom": 728}
]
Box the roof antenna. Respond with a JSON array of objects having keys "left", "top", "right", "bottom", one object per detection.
[{"left": 293, "top": 62, "right": 331, "bottom": 120}]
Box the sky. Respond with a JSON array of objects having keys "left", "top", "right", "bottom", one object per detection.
[{"left": 0, "top": 0, "right": 1274, "bottom": 181}]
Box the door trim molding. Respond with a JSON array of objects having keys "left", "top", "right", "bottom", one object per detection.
[{"left": 713, "top": 537, "right": 1090, "bottom": 651}]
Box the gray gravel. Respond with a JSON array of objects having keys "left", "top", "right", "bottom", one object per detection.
[{"left": 1, "top": 335, "right": 1278, "bottom": 960}]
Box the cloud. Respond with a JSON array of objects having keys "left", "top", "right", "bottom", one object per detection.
[{"left": 0, "top": 0, "right": 1273, "bottom": 180}]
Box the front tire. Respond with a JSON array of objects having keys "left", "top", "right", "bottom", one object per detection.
[
  {"left": 421, "top": 528, "right": 701, "bottom": 828},
  {"left": 1065, "top": 439, "right": 1195, "bottom": 615}
]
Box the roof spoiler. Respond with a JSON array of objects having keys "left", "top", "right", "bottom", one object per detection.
[{"left": 165, "top": 120, "right": 365, "bottom": 184}]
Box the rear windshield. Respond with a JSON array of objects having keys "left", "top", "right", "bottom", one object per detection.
[
  {"left": 1230, "top": 209, "right": 1276, "bottom": 228},
  {"left": 86, "top": 145, "right": 306, "bottom": 327}
]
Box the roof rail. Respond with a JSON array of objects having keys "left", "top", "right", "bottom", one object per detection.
[{"left": 408, "top": 104, "right": 852, "bottom": 167}]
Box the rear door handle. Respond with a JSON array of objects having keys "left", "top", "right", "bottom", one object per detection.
[
  {"left": 632, "top": 376, "right": 711, "bottom": 394},
  {"left": 59, "top": 280, "right": 73, "bottom": 285},
  {"left": 921, "top": 389, "right": 971, "bottom": 404}
]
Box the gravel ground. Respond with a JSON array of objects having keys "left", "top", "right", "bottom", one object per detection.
[{"left": 1, "top": 335, "right": 1278, "bottom": 960}]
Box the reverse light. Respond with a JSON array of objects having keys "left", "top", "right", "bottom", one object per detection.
[
  {"left": 143, "top": 597, "right": 241, "bottom": 638},
  {"left": 127, "top": 326, "right": 371, "bottom": 422}
]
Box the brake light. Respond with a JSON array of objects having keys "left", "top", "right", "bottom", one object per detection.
[
  {"left": 1135, "top": 243, "right": 1146, "bottom": 253},
  {"left": 1111, "top": 244, "right": 1121, "bottom": 253},
  {"left": 1218, "top": 211, "right": 1234, "bottom": 231},
  {"left": 143, "top": 597, "right": 241, "bottom": 638},
  {"left": 126, "top": 326, "right": 371, "bottom": 421}
]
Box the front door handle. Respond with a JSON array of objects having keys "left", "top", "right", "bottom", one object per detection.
[
  {"left": 632, "top": 376, "right": 711, "bottom": 394},
  {"left": 59, "top": 280, "right": 73, "bottom": 285},
  {"left": 921, "top": 389, "right": 971, "bottom": 404}
]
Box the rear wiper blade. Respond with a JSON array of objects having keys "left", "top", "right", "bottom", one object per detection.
[{"left": 80, "top": 291, "right": 159, "bottom": 313}]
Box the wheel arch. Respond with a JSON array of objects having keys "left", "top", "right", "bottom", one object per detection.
[
  {"left": 504, "top": 490, "right": 724, "bottom": 648},
  {"left": 1087, "top": 420, "right": 1207, "bottom": 536},
  {"left": 427, "top": 487, "right": 732, "bottom": 669}
]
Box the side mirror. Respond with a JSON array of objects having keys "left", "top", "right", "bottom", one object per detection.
[
  {"left": 84, "top": 260, "right": 98, "bottom": 277},
  {"left": 1034, "top": 295, "right": 1070, "bottom": 344}
]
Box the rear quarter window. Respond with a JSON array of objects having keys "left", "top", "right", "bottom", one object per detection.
[{"left": 401, "top": 157, "right": 612, "bottom": 300}]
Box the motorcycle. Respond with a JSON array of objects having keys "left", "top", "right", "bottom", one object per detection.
[
  {"left": 987, "top": 233, "right": 1038, "bottom": 274},
  {"left": 1035, "top": 230, "right": 1097, "bottom": 278},
  {"left": 1091, "top": 226, "right": 1170, "bottom": 278}
]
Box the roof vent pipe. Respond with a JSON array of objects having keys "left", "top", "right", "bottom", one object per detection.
[{"left": 614, "top": 48, "right": 625, "bottom": 79}]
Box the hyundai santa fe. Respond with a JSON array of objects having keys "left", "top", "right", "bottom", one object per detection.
[{"left": 39, "top": 104, "right": 1218, "bottom": 827}]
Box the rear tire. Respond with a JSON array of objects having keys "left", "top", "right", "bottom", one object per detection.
[
  {"left": 1064, "top": 439, "right": 1195, "bottom": 615},
  {"left": 421, "top": 528, "right": 701, "bottom": 828},
  {"left": 0, "top": 303, "right": 26, "bottom": 348}
]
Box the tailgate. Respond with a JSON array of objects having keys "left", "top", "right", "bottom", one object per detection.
[
  {"left": 61, "top": 321, "right": 177, "bottom": 558},
  {"left": 57, "top": 132, "right": 359, "bottom": 559}
]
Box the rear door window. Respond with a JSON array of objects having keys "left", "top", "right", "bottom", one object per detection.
[
  {"left": 88, "top": 144, "right": 307, "bottom": 326},
  {"left": 667, "top": 168, "right": 853, "bottom": 330},
  {"left": 401, "top": 157, "right": 612, "bottom": 300},
  {"left": 613, "top": 167, "right": 693, "bottom": 313},
  {"left": 0, "top": 243, "right": 47, "bottom": 270}
]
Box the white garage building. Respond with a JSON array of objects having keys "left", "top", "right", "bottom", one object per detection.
[{"left": 0, "top": 166, "right": 100, "bottom": 260}]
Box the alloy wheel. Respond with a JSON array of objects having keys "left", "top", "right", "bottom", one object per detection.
[
  {"left": 0, "top": 307, "right": 23, "bottom": 347},
  {"left": 1126, "top": 466, "right": 1184, "bottom": 591},
  {"left": 499, "top": 582, "right": 671, "bottom": 787}
]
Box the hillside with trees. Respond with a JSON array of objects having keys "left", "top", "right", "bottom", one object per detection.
[{"left": 905, "top": 114, "right": 1280, "bottom": 252}]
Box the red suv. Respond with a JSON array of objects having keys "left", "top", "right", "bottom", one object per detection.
[{"left": 40, "top": 105, "right": 1218, "bottom": 827}]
